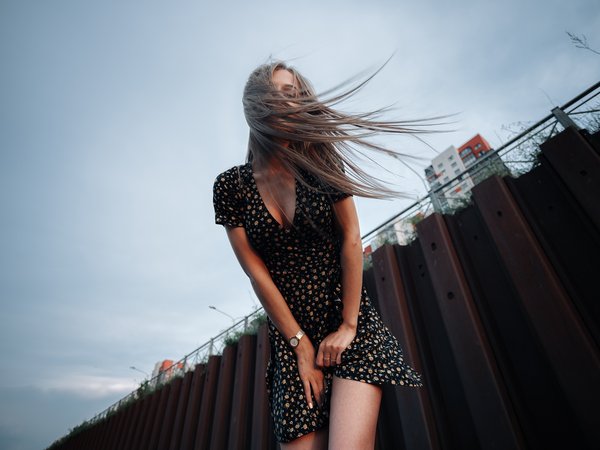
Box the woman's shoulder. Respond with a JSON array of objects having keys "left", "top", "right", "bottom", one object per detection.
[{"left": 214, "top": 163, "right": 249, "bottom": 186}]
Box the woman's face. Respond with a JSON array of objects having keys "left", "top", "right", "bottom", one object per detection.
[
  {"left": 271, "top": 69, "right": 300, "bottom": 146},
  {"left": 272, "top": 68, "right": 299, "bottom": 97}
]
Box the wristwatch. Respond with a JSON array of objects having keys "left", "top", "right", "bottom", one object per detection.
[{"left": 289, "top": 330, "right": 305, "bottom": 348}]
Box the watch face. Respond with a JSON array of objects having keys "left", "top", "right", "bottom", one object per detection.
[{"left": 290, "top": 337, "right": 299, "bottom": 347}]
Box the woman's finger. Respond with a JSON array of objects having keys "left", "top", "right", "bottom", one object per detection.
[
  {"left": 311, "top": 378, "right": 322, "bottom": 407},
  {"left": 315, "top": 347, "right": 324, "bottom": 367},
  {"left": 336, "top": 351, "right": 343, "bottom": 365},
  {"left": 302, "top": 379, "right": 313, "bottom": 409},
  {"left": 330, "top": 353, "right": 338, "bottom": 366}
]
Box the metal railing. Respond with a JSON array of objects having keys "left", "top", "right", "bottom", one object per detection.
[
  {"left": 360, "top": 80, "right": 600, "bottom": 251},
  {"left": 79, "top": 307, "right": 266, "bottom": 430}
]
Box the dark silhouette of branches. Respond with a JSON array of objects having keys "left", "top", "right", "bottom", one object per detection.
[{"left": 566, "top": 31, "right": 600, "bottom": 55}]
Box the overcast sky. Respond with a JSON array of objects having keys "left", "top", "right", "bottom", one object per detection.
[{"left": 1, "top": 0, "right": 598, "bottom": 448}]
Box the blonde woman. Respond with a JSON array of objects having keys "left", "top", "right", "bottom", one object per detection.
[{"left": 213, "top": 61, "right": 425, "bottom": 450}]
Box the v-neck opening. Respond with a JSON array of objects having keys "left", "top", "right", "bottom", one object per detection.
[{"left": 247, "top": 163, "right": 298, "bottom": 231}]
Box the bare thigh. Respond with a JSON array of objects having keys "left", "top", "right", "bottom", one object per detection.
[
  {"left": 279, "top": 425, "right": 329, "bottom": 450},
  {"left": 328, "top": 375, "right": 382, "bottom": 450}
]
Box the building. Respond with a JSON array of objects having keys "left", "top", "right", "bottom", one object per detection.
[
  {"left": 425, "top": 145, "right": 474, "bottom": 211},
  {"left": 457, "top": 134, "right": 493, "bottom": 166},
  {"left": 150, "top": 359, "right": 184, "bottom": 387},
  {"left": 458, "top": 134, "right": 509, "bottom": 185},
  {"left": 425, "top": 134, "right": 509, "bottom": 211}
]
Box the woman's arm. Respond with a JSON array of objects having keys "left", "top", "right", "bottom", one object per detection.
[
  {"left": 334, "top": 196, "right": 363, "bottom": 329},
  {"left": 316, "top": 196, "right": 362, "bottom": 367},
  {"left": 223, "top": 225, "right": 325, "bottom": 409}
]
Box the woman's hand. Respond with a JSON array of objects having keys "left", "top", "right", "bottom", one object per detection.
[
  {"left": 316, "top": 322, "right": 357, "bottom": 367},
  {"left": 294, "top": 337, "right": 325, "bottom": 410}
]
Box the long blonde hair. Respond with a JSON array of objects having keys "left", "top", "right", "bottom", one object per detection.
[{"left": 242, "top": 59, "right": 447, "bottom": 199}]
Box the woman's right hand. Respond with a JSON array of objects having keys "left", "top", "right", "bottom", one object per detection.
[{"left": 294, "top": 337, "right": 325, "bottom": 410}]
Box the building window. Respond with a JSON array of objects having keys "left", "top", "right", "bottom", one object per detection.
[
  {"left": 463, "top": 155, "right": 476, "bottom": 165},
  {"left": 451, "top": 161, "right": 458, "bottom": 167},
  {"left": 448, "top": 155, "right": 454, "bottom": 160},
  {"left": 437, "top": 163, "right": 444, "bottom": 169},
  {"left": 443, "top": 176, "right": 449, "bottom": 183},
  {"left": 454, "top": 168, "right": 461, "bottom": 175},
  {"left": 475, "top": 143, "right": 481, "bottom": 150},
  {"left": 460, "top": 147, "right": 472, "bottom": 158}
]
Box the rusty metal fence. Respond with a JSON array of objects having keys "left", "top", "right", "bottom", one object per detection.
[{"left": 48, "top": 88, "right": 600, "bottom": 449}]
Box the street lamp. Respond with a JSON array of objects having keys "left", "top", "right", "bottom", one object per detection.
[
  {"left": 129, "top": 366, "right": 149, "bottom": 377},
  {"left": 208, "top": 305, "right": 236, "bottom": 323}
]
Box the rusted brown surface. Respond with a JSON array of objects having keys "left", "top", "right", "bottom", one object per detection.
[
  {"left": 191, "top": 356, "right": 220, "bottom": 450},
  {"left": 130, "top": 394, "right": 153, "bottom": 449},
  {"left": 138, "top": 385, "right": 165, "bottom": 450},
  {"left": 122, "top": 395, "right": 145, "bottom": 449},
  {"left": 250, "top": 324, "right": 273, "bottom": 450},
  {"left": 371, "top": 244, "right": 438, "bottom": 450},
  {"left": 207, "top": 344, "right": 238, "bottom": 450},
  {"left": 148, "top": 383, "right": 172, "bottom": 449},
  {"left": 417, "top": 213, "right": 526, "bottom": 449},
  {"left": 180, "top": 362, "right": 209, "bottom": 450},
  {"left": 157, "top": 375, "right": 183, "bottom": 449},
  {"left": 112, "top": 402, "right": 135, "bottom": 449},
  {"left": 473, "top": 173, "right": 600, "bottom": 446},
  {"left": 228, "top": 334, "right": 257, "bottom": 450},
  {"left": 540, "top": 126, "right": 600, "bottom": 229},
  {"left": 169, "top": 368, "right": 195, "bottom": 450},
  {"left": 506, "top": 163, "right": 600, "bottom": 347}
]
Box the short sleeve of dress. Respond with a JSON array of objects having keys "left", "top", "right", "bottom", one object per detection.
[
  {"left": 324, "top": 184, "right": 352, "bottom": 203},
  {"left": 213, "top": 167, "right": 245, "bottom": 228}
]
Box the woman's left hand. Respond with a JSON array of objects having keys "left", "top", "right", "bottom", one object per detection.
[{"left": 316, "top": 322, "right": 357, "bottom": 367}]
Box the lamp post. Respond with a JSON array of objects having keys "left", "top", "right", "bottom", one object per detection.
[
  {"left": 129, "top": 366, "right": 149, "bottom": 377},
  {"left": 208, "top": 305, "right": 236, "bottom": 324}
]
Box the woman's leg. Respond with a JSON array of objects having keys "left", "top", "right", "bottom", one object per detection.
[
  {"left": 328, "top": 375, "right": 382, "bottom": 450},
  {"left": 279, "top": 425, "right": 329, "bottom": 450}
]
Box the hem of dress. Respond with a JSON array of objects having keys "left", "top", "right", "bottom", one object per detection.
[
  {"left": 332, "top": 371, "right": 424, "bottom": 388},
  {"left": 275, "top": 420, "right": 329, "bottom": 444}
]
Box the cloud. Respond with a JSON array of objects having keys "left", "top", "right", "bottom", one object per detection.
[
  {"left": 0, "top": 385, "right": 124, "bottom": 450},
  {"left": 37, "top": 375, "right": 137, "bottom": 399}
]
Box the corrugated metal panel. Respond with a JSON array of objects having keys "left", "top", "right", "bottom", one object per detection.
[
  {"left": 157, "top": 375, "right": 183, "bottom": 449},
  {"left": 540, "top": 127, "right": 600, "bottom": 229},
  {"left": 148, "top": 383, "right": 172, "bottom": 449},
  {"left": 182, "top": 360, "right": 210, "bottom": 449},
  {"left": 191, "top": 355, "right": 221, "bottom": 449},
  {"left": 180, "top": 362, "right": 209, "bottom": 449},
  {"left": 371, "top": 245, "right": 437, "bottom": 449},
  {"left": 250, "top": 324, "right": 274, "bottom": 450},
  {"left": 473, "top": 174, "right": 600, "bottom": 447},
  {"left": 228, "top": 334, "right": 257, "bottom": 450},
  {"left": 138, "top": 385, "right": 165, "bottom": 449},
  {"left": 208, "top": 344, "right": 238, "bottom": 450},
  {"left": 169, "top": 369, "right": 195, "bottom": 450},
  {"left": 417, "top": 212, "right": 525, "bottom": 450},
  {"left": 122, "top": 395, "right": 145, "bottom": 449}
]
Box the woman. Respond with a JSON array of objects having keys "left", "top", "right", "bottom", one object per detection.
[{"left": 213, "top": 61, "right": 425, "bottom": 449}]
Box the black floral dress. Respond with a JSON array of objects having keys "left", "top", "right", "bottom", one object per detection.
[{"left": 213, "top": 163, "right": 423, "bottom": 443}]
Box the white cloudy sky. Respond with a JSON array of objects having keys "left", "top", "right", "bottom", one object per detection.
[{"left": 0, "top": 0, "right": 598, "bottom": 448}]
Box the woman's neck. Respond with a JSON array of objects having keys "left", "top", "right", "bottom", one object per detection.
[{"left": 252, "top": 155, "right": 291, "bottom": 177}]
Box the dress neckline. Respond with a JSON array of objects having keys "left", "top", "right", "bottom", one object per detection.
[{"left": 246, "top": 163, "right": 299, "bottom": 231}]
